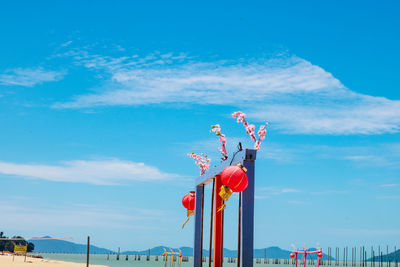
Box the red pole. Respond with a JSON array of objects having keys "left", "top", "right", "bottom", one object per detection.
[{"left": 213, "top": 175, "right": 223, "bottom": 267}]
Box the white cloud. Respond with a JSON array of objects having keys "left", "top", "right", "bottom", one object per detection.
[
  {"left": 53, "top": 51, "right": 400, "bottom": 135},
  {"left": 0, "top": 67, "right": 65, "bottom": 87},
  {"left": 0, "top": 202, "right": 161, "bottom": 230},
  {"left": 270, "top": 142, "right": 400, "bottom": 168},
  {"left": 256, "top": 186, "right": 300, "bottom": 199},
  {"left": 379, "top": 184, "right": 399, "bottom": 187},
  {"left": 330, "top": 228, "right": 400, "bottom": 236},
  {"left": 287, "top": 200, "right": 305, "bottom": 205},
  {"left": 0, "top": 158, "right": 179, "bottom": 185}
]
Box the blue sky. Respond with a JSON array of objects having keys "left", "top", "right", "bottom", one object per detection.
[{"left": 0, "top": 0, "right": 399, "bottom": 252}]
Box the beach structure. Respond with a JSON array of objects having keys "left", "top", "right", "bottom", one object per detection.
[
  {"left": 192, "top": 148, "right": 257, "bottom": 267},
  {"left": 290, "top": 246, "right": 323, "bottom": 267},
  {"left": 163, "top": 248, "right": 183, "bottom": 267}
]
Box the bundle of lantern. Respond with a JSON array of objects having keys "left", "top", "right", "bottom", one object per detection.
[
  {"left": 218, "top": 163, "right": 248, "bottom": 211},
  {"left": 182, "top": 191, "right": 195, "bottom": 228}
]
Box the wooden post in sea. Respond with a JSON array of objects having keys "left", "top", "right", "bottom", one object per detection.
[
  {"left": 379, "top": 247, "right": 381, "bottom": 267},
  {"left": 117, "top": 247, "right": 120, "bottom": 260},
  {"left": 86, "top": 236, "right": 90, "bottom": 267},
  {"left": 363, "top": 247, "right": 365, "bottom": 267},
  {"left": 387, "top": 246, "right": 389, "bottom": 267},
  {"left": 371, "top": 247, "right": 373, "bottom": 267}
]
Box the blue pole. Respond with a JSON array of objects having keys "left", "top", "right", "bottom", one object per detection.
[
  {"left": 194, "top": 185, "right": 204, "bottom": 267},
  {"left": 241, "top": 150, "right": 256, "bottom": 267}
]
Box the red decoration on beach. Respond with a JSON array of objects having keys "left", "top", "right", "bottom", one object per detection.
[
  {"left": 220, "top": 165, "right": 248, "bottom": 193},
  {"left": 290, "top": 253, "right": 295, "bottom": 259},
  {"left": 182, "top": 191, "right": 196, "bottom": 210},
  {"left": 318, "top": 253, "right": 323, "bottom": 258}
]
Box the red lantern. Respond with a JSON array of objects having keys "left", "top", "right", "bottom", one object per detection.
[
  {"left": 290, "top": 253, "right": 295, "bottom": 259},
  {"left": 217, "top": 164, "right": 248, "bottom": 211},
  {"left": 181, "top": 191, "right": 195, "bottom": 229},
  {"left": 220, "top": 164, "right": 248, "bottom": 192},
  {"left": 182, "top": 191, "right": 195, "bottom": 211},
  {"left": 318, "top": 253, "right": 323, "bottom": 258}
]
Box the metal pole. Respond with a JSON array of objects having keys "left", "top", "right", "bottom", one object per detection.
[
  {"left": 209, "top": 179, "right": 215, "bottom": 267},
  {"left": 241, "top": 152, "right": 256, "bottom": 267},
  {"left": 194, "top": 185, "right": 205, "bottom": 267},
  {"left": 86, "top": 236, "right": 90, "bottom": 267},
  {"left": 237, "top": 192, "right": 242, "bottom": 267},
  {"left": 221, "top": 206, "right": 224, "bottom": 267},
  {"left": 200, "top": 186, "right": 205, "bottom": 267},
  {"left": 214, "top": 175, "right": 223, "bottom": 267}
]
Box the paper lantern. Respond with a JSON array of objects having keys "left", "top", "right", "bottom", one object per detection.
[
  {"left": 182, "top": 191, "right": 195, "bottom": 229},
  {"left": 217, "top": 164, "right": 248, "bottom": 211},
  {"left": 182, "top": 191, "right": 195, "bottom": 211},
  {"left": 318, "top": 253, "right": 323, "bottom": 258},
  {"left": 220, "top": 164, "right": 248, "bottom": 192},
  {"left": 290, "top": 253, "right": 295, "bottom": 259}
]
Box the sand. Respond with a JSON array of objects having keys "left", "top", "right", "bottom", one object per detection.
[{"left": 0, "top": 255, "right": 108, "bottom": 267}]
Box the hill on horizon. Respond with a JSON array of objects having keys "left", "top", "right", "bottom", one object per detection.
[
  {"left": 31, "top": 236, "right": 114, "bottom": 254},
  {"left": 31, "top": 236, "right": 338, "bottom": 260},
  {"left": 368, "top": 249, "right": 400, "bottom": 262}
]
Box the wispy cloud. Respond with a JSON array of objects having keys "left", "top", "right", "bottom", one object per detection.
[
  {"left": 376, "top": 195, "right": 400, "bottom": 200},
  {"left": 287, "top": 200, "right": 305, "bottom": 205},
  {"left": 0, "top": 202, "right": 161, "bottom": 230},
  {"left": 0, "top": 67, "right": 65, "bottom": 87},
  {"left": 0, "top": 158, "right": 179, "bottom": 185},
  {"left": 52, "top": 50, "right": 400, "bottom": 135},
  {"left": 330, "top": 228, "right": 400, "bottom": 236},
  {"left": 256, "top": 186, "right": 300, "bottom": 199},
  {"left": 287, "top": 143, "right": 400, "bottom": 168},
  {"left": 379, "top": 184, "right": 399, "bottom": 187}
]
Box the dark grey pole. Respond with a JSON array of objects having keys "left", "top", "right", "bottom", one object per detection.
[
  {"left": 86, "top": 236, "right": 90, "bottom": 267},
  {"left": 194, "top": 185, "right": 204, "bottom": 267}
]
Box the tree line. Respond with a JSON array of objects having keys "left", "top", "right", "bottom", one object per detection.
[{"left": 0, "top": 231, "right": 34, "bottom": 252}]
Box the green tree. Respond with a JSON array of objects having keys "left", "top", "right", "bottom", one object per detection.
[{"left": 0, "top": 232, "right": 34, "bottom": 252}]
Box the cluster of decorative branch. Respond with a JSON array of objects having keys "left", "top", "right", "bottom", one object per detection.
[
  {"left": 232, "top": 111, "right": 268, "bottom": 151},
  {"left": 187, "top": 152, "right": 211, "bottom": 175},
  {"left": 210, "top": 124, "right": 228, "bottom": 160},
  {"left": 188, "top": 111, "right": 268, "bottom": 174}
]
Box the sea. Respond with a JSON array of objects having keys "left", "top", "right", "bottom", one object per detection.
[{"left": 39, "top": 254, "right": 377, "bottom": 267}]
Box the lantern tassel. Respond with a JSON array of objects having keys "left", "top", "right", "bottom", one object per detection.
[
  {"left": 182, "top": 209, "right": 194, "bottom": 229},
  {"left": 217, "top": 185, "right": 232, "bottom": 212},
  {"left": 182, "top": 217, "right": 190, "bottom": 229}
]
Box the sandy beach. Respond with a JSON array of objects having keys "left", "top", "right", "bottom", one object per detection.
[{"left": 0, "top": 255, "right": 108, "bottom": 267}]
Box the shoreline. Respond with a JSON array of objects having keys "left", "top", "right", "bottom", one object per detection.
[{"left": 0, "top": 255, "right": 108, "bottom": 267}]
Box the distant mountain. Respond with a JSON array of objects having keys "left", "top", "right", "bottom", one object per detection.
[
  {"left": 30, "top": 236, "right": 334, "bottom": 260},
  {"left": 30, "top": 236, "right": 114, "bottom": 254},
  {"left": 368, "top": 249, "right": 400, "bottom": 262}
]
